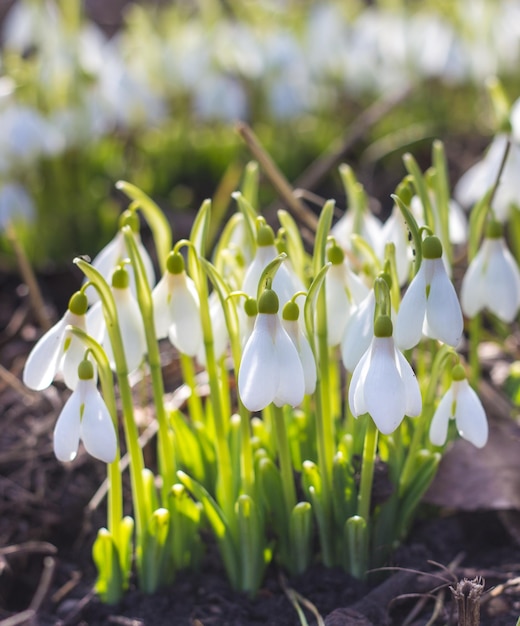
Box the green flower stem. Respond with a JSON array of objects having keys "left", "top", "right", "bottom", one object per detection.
[
  {"left": 66, "top": 326, "right": 123, "bottom": 544},
  {"left": 357, "top": 416, "right": 379, "bottom": 523},
  {"left": 189, "top": 251, "right": 234, "bottom": 522},
  {"left": 74, "top": 260, "right": 147, "bottom": 572},
  {"left": 272, "top": 405, "right": 297, "bottom": 520},
  {"left": 123, "top": 227, "right": 176, "bottom": 498}
]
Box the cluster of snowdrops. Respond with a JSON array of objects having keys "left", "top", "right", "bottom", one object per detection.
[{"left": 22, "top": 141, "right": 520, "bottom": 603}]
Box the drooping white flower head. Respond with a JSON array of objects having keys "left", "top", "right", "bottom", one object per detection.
[
  {"left": 54, "top": 358, "right": 117, "bottom": 463},
  {"left": 23, "top": 291, "right": 90, "bottom": 391},
  {"left": 152, "top": 251, "right": 203, "bottom": 357},
  {"left": 242, "top": 220, "right": 304, "bottom": 306},
  {"left": 330, "top": 206, "right": 383, "bottom": 255},
  {"left": 281, "top": 300, "right": 316, "bottom": 395},
  {"left": 460, "top": 220, "right": 520, "bottom": 323},
  {"left": 238, "top": 288, "right": 305, "bottom": 412},
  {"left": 87, "top": 210, "right": 155, "bottom": 304},
  {"left": 349, "top": 315, "right": 422, "bottom": 435},
  {"left": 454, "top": 134, "right": 520, "bottom": 223},
  {"left": 325, "top": 242, "right": 369, "bottom": 347},
  {"left": 395, "top": 235, "right": 463, "bottom": 350},
  {"left": 341, "top": 289, "right": 376, "bottom": 373},
  {"left": 429, "top": 364, "right": 488, "bottom": 448}
]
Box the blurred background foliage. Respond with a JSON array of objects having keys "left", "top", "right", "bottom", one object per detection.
[{"left": 1, "top": 0, "right": 520, "bottom": 269}]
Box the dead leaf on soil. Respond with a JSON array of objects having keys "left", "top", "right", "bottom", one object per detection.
[{"left": 425, "top": 414, "right": 520, "bottom": 511}]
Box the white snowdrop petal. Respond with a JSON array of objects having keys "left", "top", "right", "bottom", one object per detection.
[
  {"left": 325, "top": 268, "right": 350, "bottom": 346},
  {"left": 168, "top": 281, "right": 203, "bottom": 356},
  {"left": 454, "top": 381, "right": 489, "bottom": 448},
  {"left": 53, "top": 389, "right": 82, "bottom": 462},
  {"left": 484, "top": 240, "right": 520, "bottom": 323},
  {"left": 448, "top": 199, "right": 468, "bottom": 245},
  {"left": 460, "top": 248, "right": 487, "bottom": 318},
  {"left": 112, "top": 288, "right": 147, "bottom": 373},
  {"left": 364, "top": 337, "right": 406, "bottom": 434},
  {"left": 242, "top": 245, "right": 277, "bottom": 298},
  {"left": 348, "top": 346, "right": 371, "bottom": 417},
  {"left": 23, "top": 317, "right": 67, "bottom": 390},
  {"left": 238, "top": 314, "right": 278, "bottom": 412},
  {"left": 396, "top": 350, "right": 422, "bottom": 417},
  {"left": 426, "top": 259, "right": 463, "bottom": 347},
  {"left": 86, "top": 301, "right": 105, "bottom": 343},
  {"left": 80, "top": 386, "right": 117, "bottom": 463},
  {"left": 273, "top": 325, "right": 305, "bottom": 407},
  {"left": 61, "top": 333, "right": 87, "bottom": 390},
  {"left": 151, "top": 274, "right": 173, "bottom": 339},
  {"left": 395, "top": 267, "right": 427, "bottom": 350},
  {"left": 346, "top": 266, "right": 370, "bottom": 304},
  {"left": 341, "top": 292, "right": 375, "bottom": 372},
  {"left": 429, "top": 388, "right": 454, "bottom": 447}
]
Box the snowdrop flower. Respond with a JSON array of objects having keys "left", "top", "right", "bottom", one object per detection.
[
  {"left": 460, "top": 220, "right": 520, "bottom": 323},
  {"left": 152, "top": 251, "right": 202, "bottom": 357},
  {"left": 454, "top": 134, "right": 520, "bottom": 223},
  {"left": 102, "top": 266, "right": 147, "bottom": 374},
  {"left": 349, "top": 315, "right": 422, "bottom": 435},
  {"left": 429, "top": 364, "right": 488, "bottom": 448},
  {"left": 325, "top": 242, "right": 369, "bottom": 347},
  {"left": 281, "top": 300, "right": 316, "bottom": 395},
  {"left": 242, "top": 220, "right": 304, "bottom": 305},
  {"left": 54, "top": 358, "right": 117, "bottom": 463},
  {"left": 238, "top": 287, "right": 305, "bottom": 412},
  {"left": 88, "top": 210, "right": 155, "bottom": 303},
  {"left": 330, "top": 206, "right": 383, "bottom": 255},
  {"left": 23, "top": 291, "right": 90, "bottom": 391},
  {"left": 395, "top": 236, "right": 463, "bottom": 350}
]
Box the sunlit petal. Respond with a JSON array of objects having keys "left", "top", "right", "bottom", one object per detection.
[
  {"left": 426, "top": 259, "right": 463, "bottom": 347},
  {"left": 168, "top": 275, "right": 202, "bottom": 357},
  {"left": 325, "top": 266, "right": 350, "bottom": 346},
  {"left": 454, "top": 380, "right": 489, "bottom": 448},
  {"left": 23, "top": 317, "right": 67, "bottom": 390},
  {"left": 110, "top": 287, "right": 147, "bottom": 373},
  {"left": 396, "top": 350, "right": 422, "bottom": 416},
  {"left": 364, "top": 337, "right": 406, "bottom": 434},
  {"left": 483, "top": 239, "right": 520, "bottom": 323},
  {"left": 53, "top": 389, "right": 82, "bottom": 462},
  {"left": 273, "top": 323, "right": 305, "bottom": 407},
  {"left": 151, "top": 273, "right": 173, "bottom": 339},
  {"left": 80, "top": 385, "right": 117, "bottom": 463},
  {"left": 238, "top": 314, "right": 278, "bottom": 412},
  {"left": 429, "top": 387, "right": 454, "bottom": 447},
  {"left": 460, "top": 247, "right": 487, "bottom": 318},
  {"left": 348, "top": 345, "right": 371, "bottom": 417},
  {"left": 395, "top": 266, "right": 427, "bottom": 350},
  {"left": 341, "top": 291, "right": 375, "bottom": 372}
]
